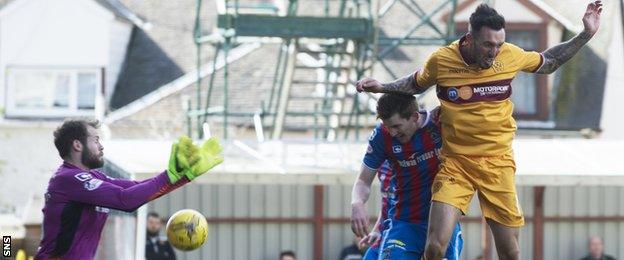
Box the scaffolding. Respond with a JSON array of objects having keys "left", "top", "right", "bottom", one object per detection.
[{"left": 189, "top": 0, "right": 459, "bottom": 140}]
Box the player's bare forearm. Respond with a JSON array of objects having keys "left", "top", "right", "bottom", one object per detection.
[
  {"left": 351, "top": 178, "right": 372, "bottom": 206},
  {"left": 351, "top": 165, "right": 376, "bottom": 205},
  {"left": 537, "top": 31, "right": 593, "bottom": 74},
  {"left": 380, "top": 73, "right": 420, "bottom": 95}
]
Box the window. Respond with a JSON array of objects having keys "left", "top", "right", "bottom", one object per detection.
[
  {"left": 506, "top": 30, "right": 539, "bottom": 115},
  {"left": 6, "top": 67, "right": 101, "bottom": 118}
]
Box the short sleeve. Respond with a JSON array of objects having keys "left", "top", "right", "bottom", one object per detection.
[
  {"left": 415, "top": 51, "right": 439, "bottom": 89},
  {"left": 507, "top": 43, "right": 544, "bottom": 73},
  {"left": 363, "top": 125, "right": 388, "bottom": 170}
]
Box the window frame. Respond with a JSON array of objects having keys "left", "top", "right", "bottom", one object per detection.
[{"left": 5, "top": 66, "right": 102, "bottom": 118}]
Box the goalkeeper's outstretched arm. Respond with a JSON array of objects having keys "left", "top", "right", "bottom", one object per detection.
[
  {"left": 64, "top": 136, "right": 224, "bottom": 212},
  {"left": 63, "top": 171, "right": 189, "bottom": 212}
]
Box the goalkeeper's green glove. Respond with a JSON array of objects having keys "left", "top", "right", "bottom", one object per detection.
[
  {"left": 166, "top": 135, "right": 200, "bottom": 184},
  {"left": 184, "top": 137, "right": 224, "bottom": 181}
]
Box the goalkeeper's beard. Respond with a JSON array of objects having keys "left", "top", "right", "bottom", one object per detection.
[{"left": 82, "top": 148, "right": 104, "bottom": 169}]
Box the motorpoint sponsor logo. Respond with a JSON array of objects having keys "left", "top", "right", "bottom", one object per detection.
[{"left": 472, "top": 85, "right": 509, "bottom": 96}]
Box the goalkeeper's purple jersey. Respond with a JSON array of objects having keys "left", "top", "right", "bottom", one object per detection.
[{"left": 35, "top": 162, "right": 186, "bottom": 260}]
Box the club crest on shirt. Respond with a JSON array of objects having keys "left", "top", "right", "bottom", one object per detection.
[
  {"left": 84, "top": 179, "right": 103, "bottom": 191},
  {"left": 392, "top": 145, "right": 402, "bottom": 153},
  {"left": 75, "top": 172, "right": 93, "bottom": 182},
  {"left": 492, "top": 60, "right": 504, "bottom": 73}
]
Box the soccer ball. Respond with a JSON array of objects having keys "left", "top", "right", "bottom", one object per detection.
[{"left": 165, "top": 209, "right": 209, "bottom": 251}]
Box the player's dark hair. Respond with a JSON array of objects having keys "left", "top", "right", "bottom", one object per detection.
[
  {"left": 469, "top": 4, "right": 505, "bottom": 33},
  {"left": 148, "top": 212, "right": 160, "bottom": 219},
  {"left": 53, "top": 118, "right": 100, "bottom": 159},
  {"left": 376, "top": 94, "right": 418, "bottom": 120},
  {"left": 279, "top": 250, "right": 296, "bottom": 259}
]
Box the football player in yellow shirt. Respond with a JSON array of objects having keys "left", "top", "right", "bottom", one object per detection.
[{"left": 356, "top": 2, "right": 602, "bottom": 259}]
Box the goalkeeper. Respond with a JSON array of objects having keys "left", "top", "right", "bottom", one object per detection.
[{"left": 34, "top": 119, "right": 223, "bottom": 260}]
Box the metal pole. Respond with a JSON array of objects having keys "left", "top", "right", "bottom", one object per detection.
[
  {"left": 271, "top": 41, "right": 291, "bottom": 130},
  {"left": 314, "top": 103, "right": 319, "bottom": 139},
  {"left": 203, "top": 42, "right": 222, "bottom": 127},
  {"left": 533, "top": 186, "right": 545, "bottom": 260},
  {"left": 186, "top": 99, "right": 192, "bottom": 136},
  {"left": 272, "top": 40, "right": 297, "bottom": 139},
  {"left": 194, "top": 0, "right": 204, "bottom": 139},
  {"left": 267, "top": 44, "right": 285, "bottom": 119},
  {"left": 313, "top": 185, "right": 324, "bottom": 260},
  {"left": 223, "top": 37, "right": 231, "bottom": 139}
]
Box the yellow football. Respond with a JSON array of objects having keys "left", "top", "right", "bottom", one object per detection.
[{"left": 165, "top": 209, "right": 209, "bottom": 251}]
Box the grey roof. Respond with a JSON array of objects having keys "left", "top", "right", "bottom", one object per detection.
[
  {"left": 109, "top": 0, "right": 216, "bottom": 110},
  {"left": 110, "top": 27, "right": 185, "bottom": 109}
]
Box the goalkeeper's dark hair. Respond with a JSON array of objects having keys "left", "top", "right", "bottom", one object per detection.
[
  {"left": 469, "top": 4, "right": 505, "bottom": 33},
  {"left": 53, "top": 118, "right": 100, "bottom": 159},
  {"left": 376, "top": 93, "right": 418, "bottom": 120},
  {"left": 147, "top": 212, "right": 160, "bottom": 219}
]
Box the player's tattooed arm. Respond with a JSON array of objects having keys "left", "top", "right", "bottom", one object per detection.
[
  {"left": 537, "top": 0, "right": 602, "bottom": 74},
  {"left": 536, "top": 31, "right": 593, "bottom": 74},
  {"left": 356, "top": 73, "right": 425, "bottom": 95},
  {"left": 380, "top": 73, "right": 421, "bottom": 95}
]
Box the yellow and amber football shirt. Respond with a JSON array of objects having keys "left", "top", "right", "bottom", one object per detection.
[{"left": 415, "top": 36, "right": 543, "bottom": 156}]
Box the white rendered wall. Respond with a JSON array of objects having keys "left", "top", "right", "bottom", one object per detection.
[{"left": 0, "top": 0, "right": 131, "bottom": 114}]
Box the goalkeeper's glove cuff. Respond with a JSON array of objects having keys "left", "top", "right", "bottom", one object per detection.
[
  {"left": 167, "top": 141, "right": 191, "bottom": 184},
  {"left": 167, "top": 168, "right": 184, "bottom": 184}
]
